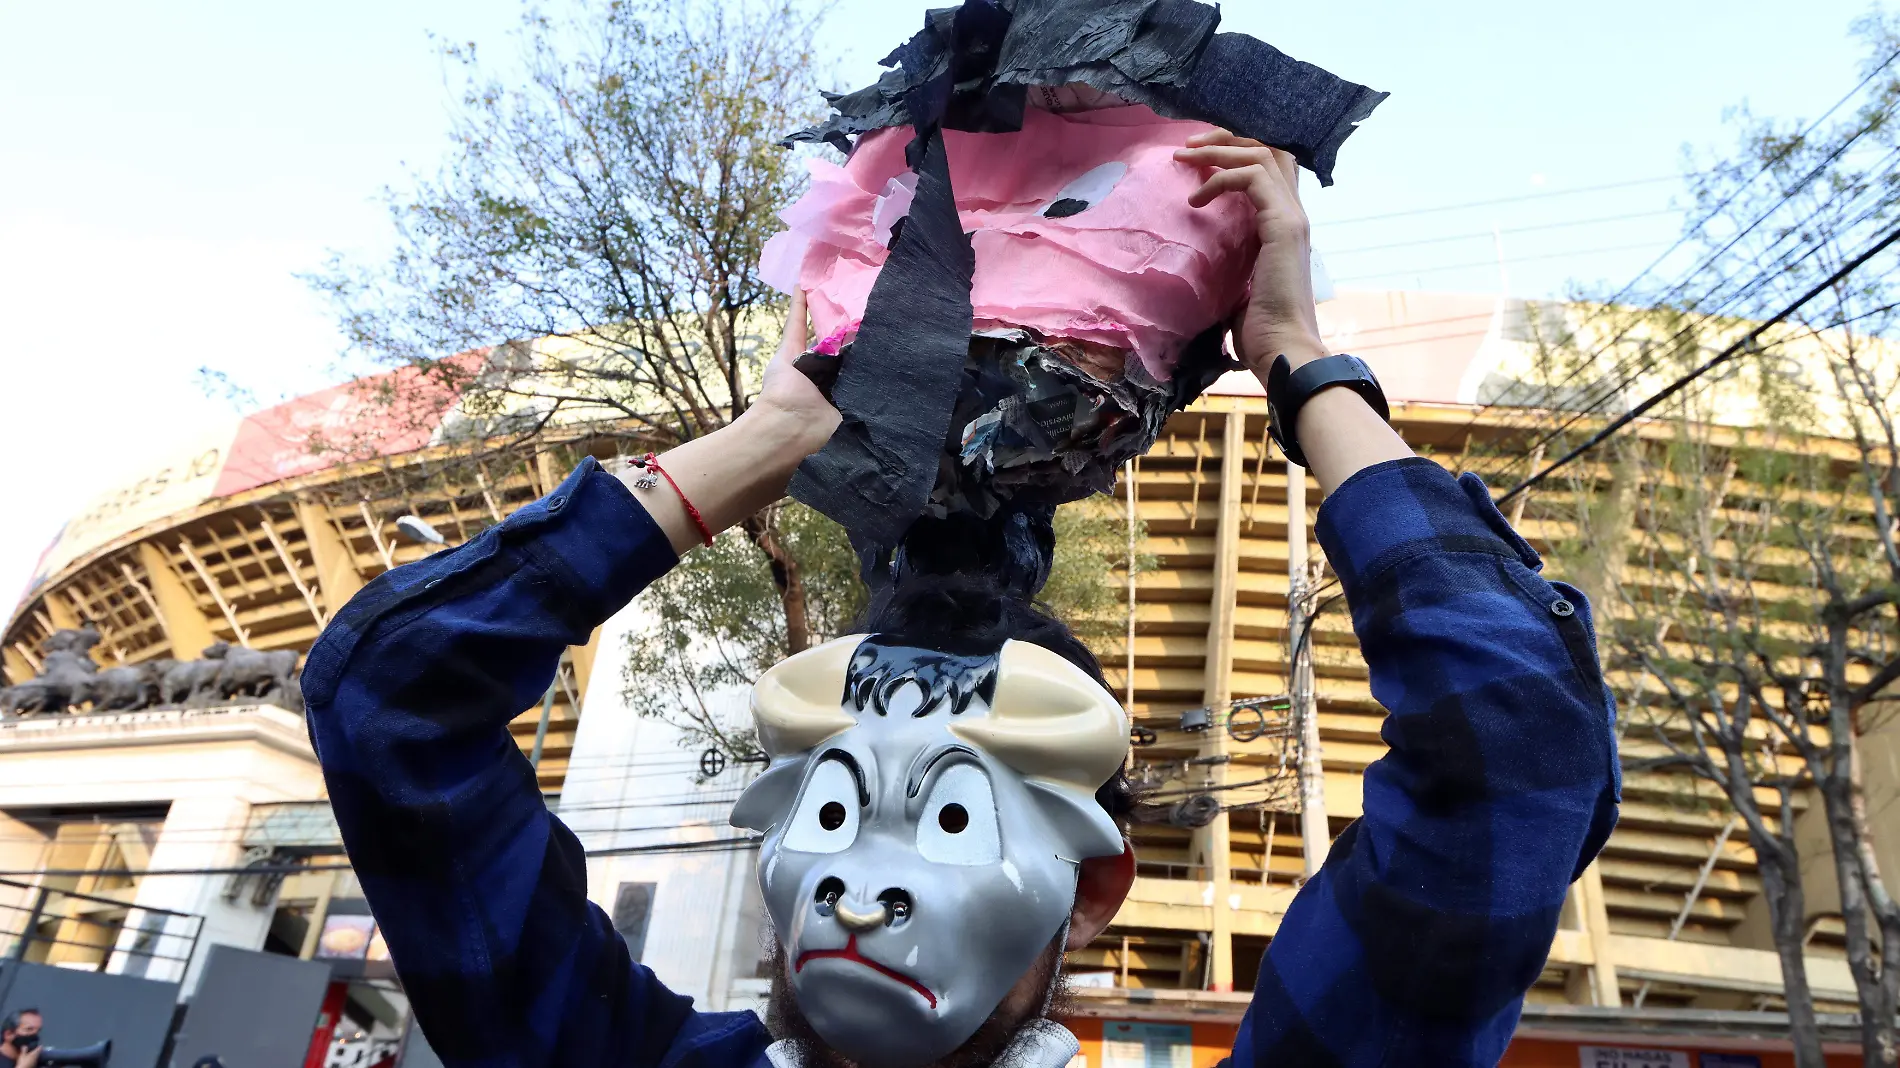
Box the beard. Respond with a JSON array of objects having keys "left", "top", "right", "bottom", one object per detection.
[{"left": 762, "top": 927, "right": 1075, "bottom": 1068}]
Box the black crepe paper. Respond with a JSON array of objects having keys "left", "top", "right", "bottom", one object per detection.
[
  {"left": 785, "top": 0, "right": 1385, "bottom": 558},
  {"left": 788, "top": 0, "right": 1388, "bottom": 186},
  {"left": 787, "top": 129, "right": 974, "bottom": 551}
]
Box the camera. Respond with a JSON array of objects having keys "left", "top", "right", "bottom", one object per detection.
[{"left": 37, "top": 1041, "right": 111, "bottom": 1068}]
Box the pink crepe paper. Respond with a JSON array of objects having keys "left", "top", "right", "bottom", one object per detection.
[
  {"left": 814, "top": 320, "right": 859, "bottom": 356},
  {"left": 760, "top": 104, "right": 1258, "bottom": 381}
]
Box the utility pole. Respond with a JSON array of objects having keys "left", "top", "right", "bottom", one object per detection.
[
  {"left": 1124, "top": 460, "right": 1138, "bottom": 713},
  {"left": 1288, "top": 462, "right": 1327, "bottom": 877}
]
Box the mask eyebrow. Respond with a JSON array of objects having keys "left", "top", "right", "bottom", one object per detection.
[
  {"left": 818, "top": 748, "right": 870, "bottom": 807},
  {"left": 907, "top": 744, "right": 980, "bottom": 799}
]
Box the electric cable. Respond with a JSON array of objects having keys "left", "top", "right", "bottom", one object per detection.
[
  {"left": 0, "top": 834, "right": 763, "bottom": 880},
  {"left": 1332, "top": 240, "right": 1669, "bottom": 285},
  {"left": 1504, "top": 170, "right": 1900, "bottom": 465},
  {"left": 1325, "top": 208, "right": 1685, "bottom": 257},
  {"left": 18, "top": 69, "right": 1900, "bottom": 892},
  {"left": 1510, "top": 137, "right": 1900, "bottom": 454},
  {"left": 1449, "top": 50, "right": 1900, "bottom": 444},
  {"left": 1318, "top": 175, "right": 1687, "bottom": 227},
  {"left": 1497, "top": 220, "right": 1900, "bottom": 505}
]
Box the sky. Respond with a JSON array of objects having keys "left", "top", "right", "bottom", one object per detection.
[{"left": 0, "top": 0, "right": 1885, "bottom": 610}]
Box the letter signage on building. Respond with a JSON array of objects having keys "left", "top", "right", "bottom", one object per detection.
[{"left": 1578, "top": 1049, "right": 1691, "bottom": 1068}]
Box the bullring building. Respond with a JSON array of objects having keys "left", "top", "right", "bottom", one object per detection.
[{"left": 0, "top": 289, "right": 1887, "bottom": 1067}]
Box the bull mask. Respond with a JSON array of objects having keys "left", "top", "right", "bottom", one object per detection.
[{"left": 731, "top": 634, "right": 1131, "bottom": 1068}]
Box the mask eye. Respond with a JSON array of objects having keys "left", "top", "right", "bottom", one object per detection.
[
  {"left": 916, "top": 763, "right": 1001, "bottom": 866},
  {"left": 783, "top": 758, "right": 861, "bottom": 854},
  {"left": 1039, "top": 161, "right": 1128, "bottom": 219}
]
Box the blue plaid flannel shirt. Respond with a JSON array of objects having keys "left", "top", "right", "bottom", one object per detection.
[{"left": 302, "top": 455, "right": 1619, "bottom": 1068}]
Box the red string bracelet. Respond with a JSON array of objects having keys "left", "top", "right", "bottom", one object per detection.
[{"left": 629, "top": 453, "right": 713, "bottom": 547}]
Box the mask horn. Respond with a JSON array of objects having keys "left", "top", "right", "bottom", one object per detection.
[
  {"left": 751, "top": 634, "right": 863, "bottom": 757},
  {"left": 950, "top": 640, "right": 1130, "bottom": 800}
]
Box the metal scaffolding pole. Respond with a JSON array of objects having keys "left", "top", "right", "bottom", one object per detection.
[{"left": 1289, "top": 462, "right": 1327, "bottom": 877}]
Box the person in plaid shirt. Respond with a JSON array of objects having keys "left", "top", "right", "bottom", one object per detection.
[{"left": 303, "top": 136, "right": 1618, "bottom": 1068}]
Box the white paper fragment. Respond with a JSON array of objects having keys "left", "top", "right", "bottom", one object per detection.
[
  {"left": 871, "top": 172, "right": 921, "bottom": 248},
  {"left": 1042, "top": 162, "right": 1129, "bottom": 216}
]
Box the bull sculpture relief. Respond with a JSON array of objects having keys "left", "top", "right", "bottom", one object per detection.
[{"left": 0, "top": 624, "right": 302, "bottom": 716}]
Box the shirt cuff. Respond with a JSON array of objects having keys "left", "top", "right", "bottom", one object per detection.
[
  {"left": 507, "top": 456, "right": 681, "bottom": 627},
  {"left": 1314, "top": 457, "right": 1543, "bottom": 600}
]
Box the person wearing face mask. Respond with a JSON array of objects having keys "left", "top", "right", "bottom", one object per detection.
[
  {"left": 0, "top": 1009, "right": 42, "bottom": 1068},
  {"left": 302, "top": 4, "right": 1618, "bottom": 1067}
]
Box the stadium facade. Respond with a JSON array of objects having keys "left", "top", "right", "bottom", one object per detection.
[{"left": 0, "top": 289, "right": 1883, "bottom": 1066}]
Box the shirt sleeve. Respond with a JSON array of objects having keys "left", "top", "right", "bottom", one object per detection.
[
  {"left": 1228, "top": 457, "right": 1620, "bottom": 1067},
  {"left": 301, "top": 457, "right": 772, "bottom": 1068}
]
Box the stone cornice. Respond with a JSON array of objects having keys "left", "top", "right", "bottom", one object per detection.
[{"left": 0, "top": 704, "right": 315, "bottom": 762}]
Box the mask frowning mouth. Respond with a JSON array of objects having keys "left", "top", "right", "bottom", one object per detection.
[{"left": 795, "top": 934, "right": 938, "bottom": 1008}]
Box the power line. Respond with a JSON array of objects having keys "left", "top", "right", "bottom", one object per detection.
[
  {"left": 1454, "top": 48, "right": 1900, "bottom": 440},
  {"left": 1511, "top": 141, "right": 1900, "bottom": 459},
  {"left": 1599, "top": 47, "right": 1899, "bottom": 310},
  {"left": 0, "top": 749, "right": 717, "bottom": 799},
  {"left": 1316, "top": 175, "right": 1684, "bottom": 227},
  {"left": 1462, "top": 135, "right": 1900, "bottom": 488},
  {"left": 1495, "top": 221, "right": 1900, "bottom": 507},
  {"left": 0, "top": 791, "right": 752, "bottom": 852},
  {"left": 1325, "top": 208, "right": 1684, "bottom": 256},
  {"left": 1332, "top": 240, "right": 1666, "bottom": 284},
  {"left": 0, "top": 835, "right": 763, "bottom": 880}
]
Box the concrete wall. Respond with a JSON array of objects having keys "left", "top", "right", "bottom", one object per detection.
[
  {"left": 558, "top": 601, "right": 767, "bottom": 1012},
  {"left": 0, "top": 706, "right": 320, "bottom": 810},
  {"left": 119, "top": 794, "right": 279, "bottom": 993},
  {"left": 1779, "top": 713, "right": 1900, "bottom": 941},
  {"left": 0, "top": 810, "right": 49, "bottom": 944},
  {"left": 0, "top": 705, "right": 326, "bottom": 995}
]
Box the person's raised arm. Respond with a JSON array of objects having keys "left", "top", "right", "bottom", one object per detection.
[
  {"left": 631, "top": 291, "right": 839, "bottom": 554},
  {"left": 302, "top": 301, "right": 835, "bottom": 1068},
  {"left": 1174, "top": 133, "right": 1413, "bottom": 496},
  {"left": 1176, "top": 134, "right": 1619, "bottom": 1066}
]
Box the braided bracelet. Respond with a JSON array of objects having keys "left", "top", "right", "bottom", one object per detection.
[{"left": 629, "top": 453, "right": 713, "bottom": 547}]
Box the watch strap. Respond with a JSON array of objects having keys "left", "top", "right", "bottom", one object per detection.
[{"left": 1267, "top": 354, "right": 1390, "bottom": 468}]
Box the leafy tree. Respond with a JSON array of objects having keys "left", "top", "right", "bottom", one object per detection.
[
  {"left": 309, "top": 0, "right": 1155, "bottom": 761},
  {"left": 308, "top": 0, "right": 832, "bottom": 649},
  {"left": 623, "top": 497, "right": 1144, "bottom": 755},
  {"left": 1499, "top": 15, "right": 1900, "bottom": 1063}
]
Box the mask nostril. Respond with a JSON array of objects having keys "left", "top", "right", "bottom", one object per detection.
[
  {"left": 815, "top": 876, "right": 845, "bottom": 916},
  {"left": 877, "top": 887, "right": 913, "bottom": 927}
]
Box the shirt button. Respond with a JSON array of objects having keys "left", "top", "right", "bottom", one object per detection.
[
  {"left": 1550, "top": 599, "right": 1576, "bottom": 618},
  {"left": 426, "top": 579, "right": 442, "bottom": 590},
  {"left": 549, "top": 495, "right": 567, "bottom": 511}
]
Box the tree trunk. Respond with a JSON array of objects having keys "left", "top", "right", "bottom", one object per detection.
[
  {"left": 1878, "top": 905, "right": 1900, "bottom": 1068},
  {"left": 1820, "top": 770, "right": 1894, "bottom": 1067},
  {"left": 742, "top": 510, "right": 813, "bottom": 654},
  {"left": 1847, "top": 723, "right": 1900, "bottom": 1065},
  {"left": 1757, "top": 825, "right": 1828, "bottom": 1066}
]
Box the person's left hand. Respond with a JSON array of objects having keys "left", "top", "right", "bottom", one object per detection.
[
  {"left": 753, "top": 289, "right": 841, "bottom": 456},
  {"left": 1175, "top": 131, "right": 1328, "bottom": 375}
]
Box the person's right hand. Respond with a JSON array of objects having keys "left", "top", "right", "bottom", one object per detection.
[
  {"left": 753, "top": 289, "right": 841, "bottom": 459},
  {"left": 632, "top": 291, "right": 842, "bottom": 555},
  {"left": 1176, "top": 131, "right": 1415, "bottom": 495},
  {"left": 19, "top": 1045, "right": 41, "bottom": 1068},
  {"left": 1174, "top": 131, "right": 1328, "bottom": 377}
]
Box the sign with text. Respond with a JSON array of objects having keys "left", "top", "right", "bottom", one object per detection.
[
  {"left": 1103, "top": 1022, "right": 1191, "bottom": 1068},
  {"left": 1578, "top": 1049, "right": 1691, "bottom": 1068}
]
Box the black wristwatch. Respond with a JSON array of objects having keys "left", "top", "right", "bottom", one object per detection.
[{"left": 1266, "top": 353, "right": 1390, "bottom": 469}]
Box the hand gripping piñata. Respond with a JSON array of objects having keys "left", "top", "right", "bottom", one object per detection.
[
  {"left": 741, "top": 4, "right": 1384, "bottom": 1067},
  {"left": 761, "top": 0, "right": 1385, "bottom": 558}
]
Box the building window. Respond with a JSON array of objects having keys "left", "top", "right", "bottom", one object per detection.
[{"left": 612, "top": 882, "right": 657, "bottom": 962}]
